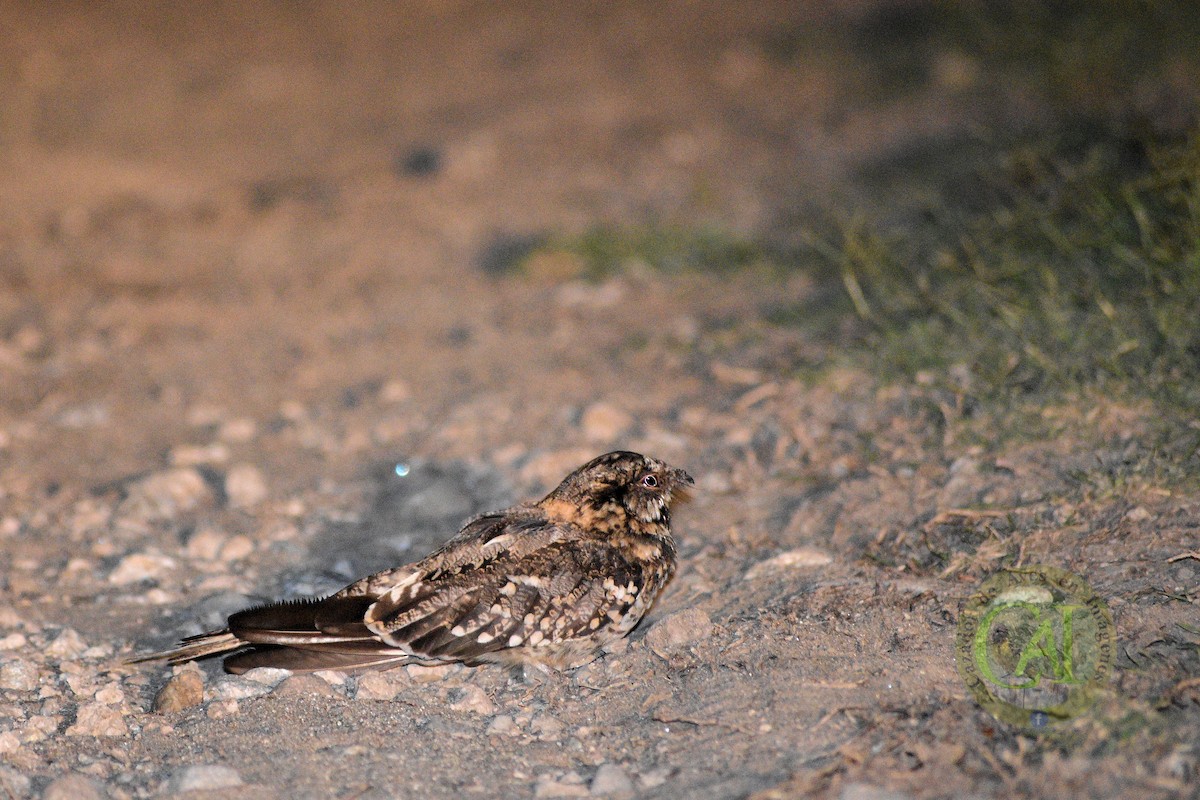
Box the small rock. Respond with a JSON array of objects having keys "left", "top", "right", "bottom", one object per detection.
[
  {"left": 637, "top": 767, "right": 671, "bottom": 789},
  {"left": 1125, "top": 506, "right": 1152, "bottom": 522},
  {"left": 22, "top": 714, "right": 59, "bottom": 741},
  {"left": 219, "top": 417, "right": 257, "bottom": 443},
  {"left": 218, "top": 534, "right": 255, "bottom": 562},
  {"left": 743, "top": 547, "right": 833, "bottom": 580},
  {"left": 581, "top": 403, "right": 634, "bottom": 442},
  {"left": 0, "top": 633, "right": 27, "bottom": 650},
  {"left": 939, "top": 457, "right": 984, "bottom": 507},
  {"left": 839, "top": 783, "right": 913, "bottom": 800},
  {"left": 94, "top": 684, "right": 124, "bottom": 705},
  {"left": 0, "top": 766, "right": 30, "bottom": 798},
  {"left": 154, "top": 669, "right": 205, "bottom": 712},
  {"left": 274, "top": 674, "right": 336, "bottom": 699},
  {"left": 405, "top": 662, "right": 460, "bottom": 683},
  {"left": 449, "top": 685, "right": 496, "bottom": 715},
  {"left": 45, "top": 628, "right": 88, "bottom": 659},
  {"left": 353, "top": 672, "right": 400, "bottom": 701},
  {"left": 169, "top": 765, "right": 244, "bottom": 793},
  {"left": 535, "top": 774, "right": 590, "bottom": 798},
  {"left": 531, "top": 713, "right": 565, "bottom": 739},
  {"left": 170, "top": 442, "right": 231, "bottom": 466},
  {"left": 380, "top": 379, "right": 411, "bottom": 403},
  {"left": 241, "top": 667, "right": 291, "bottom": 687},
  {"left": 206, "top": 698, "right": 239, "bottom": 719},
  {"left": 487, "top": 715, "right": 516, "bottom": 735},
  {"left": 43, "top": 773, "right": 106, "bottom": 800},
  {"left": 186, "top": 527, "right": 227, "bottom": 560},
  {"left": 67, "top": 703, "right": 128, "bottom": 737},
  {"left": 122, "top": 467, "right": 212, "bottom": 521},
  {"left": 556, "top": 280, "right": 624, "bottom": 310},
  {"left": 0, "top": 660, "right": 40, "bottom": 691},
  {"left": 314, "top": 670, "right": 349, "bottom": 687},
  {"left": 644, "top": 608, "right": 714, "bottom": 658},
  {"left": 225, "top": 464, "right": 268, "bottom": 509},
  {"left": 0, "top": 731, "right": 21, "bottom": 754},
  {"left": 212, "top": 676, "right": 274, "bottom": 701},
  {"left": 108, "top": 551, "right": 176, "bottom": 585},
  {"left": 590, "top": 764, "right": 635, "bottom": 796}
]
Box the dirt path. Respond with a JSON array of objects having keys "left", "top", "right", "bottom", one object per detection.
[{"left": 1, "top": 3, "right": 1197, "bottom": 798}]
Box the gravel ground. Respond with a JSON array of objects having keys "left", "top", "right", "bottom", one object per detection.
[{"left": 1, "top": 3, "right": 1197, "bottom": 798}]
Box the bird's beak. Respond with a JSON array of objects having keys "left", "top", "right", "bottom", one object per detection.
[
  {"left": 671, "top": 467, "right": 695, "bottom": 487},
  {"left": 669, "top": 467, "right": 695, "bottom": 502}
]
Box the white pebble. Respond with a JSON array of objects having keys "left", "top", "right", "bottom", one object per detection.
[{"left": 225, "top": 464, "right": 268, "bottom": 509}]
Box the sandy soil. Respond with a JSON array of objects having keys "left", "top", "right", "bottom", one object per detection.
[{"left": 1, "top": 2, "right": 1197, "bottom": 798}]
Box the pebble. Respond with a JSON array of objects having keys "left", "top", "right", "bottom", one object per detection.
[
  {"left": 212, "top": 676, "right": 275, "bottom": 701},
  {"left": 644, "top": 608, "right": 714, "bottom": 658},
  {"left": 225, "top": 464, "right": 268, "bottom": 509},
  {"left": 186, "top": 527, "right": 228, "bottom": 560},
  {"left": 241, "top": 667, "right": 291, "bottom": 687},
  {"left": 743, "top": 547, "right": 833, "bottom": 580},
  {"left": 154, "top": 669, "right": 205, "bottom": 712},
  {"left": 0, "top": 731, "right": 21, "bottom": 754},
  {"left": 581, "top": 403, "right": 634, "bottom": 442},
  {"left": 531, "top": 713, "right": 565, "bottom": 739},
  {"left": 840, "top": 783, "right": 913, "bottom": 800},
  {"left": 590, "top": 764, "right": 635, "bottom": 796},
  {"left": 535, "top": 773, "right": 589, "bottom": 798},
  {"left": 45, "top": 628, "right": 88, "bottom": 659},
  {"left": 108, "top": 551, "right": 176, "bottom": 585},
  {"left": 0, "top": 633, "right": 26, "bottom": 650},
  {"left": 94, "top": 684, "right": 124, "bottom": 705},
  {"left": 218, "top": 534, "right": 255, "bottom": 562},
  {"left": 274, "top": 674, "right": 337, "bottom": 699},
  {"left": 449, "top": 684, "right": 496, "bottom": 716},
  {"left": 206, "top": 698, "right": 239, "bottom": 719},
  {"left": 0, "top": 660, "right": 40, "bottom": 691},
  {"left": 22, "top": 714, "right": 59, "bottom": 741},
  {"left": 486, "top": 715, "right": 517, "bottom": 735},
  {"left": 405, "top": 662, "right": 460, "bottom": 683},
  {"left": 122, "top": 467, "right": 212, "bottom": 520},
  {"left": 1125, "top": 506, "right": 1152, "bottom": 522},
  {"left": 380, "top": 379, "right": 411, "bottom": 403},
  {"left": 43, "top": 773, "right": 106, "bottom": 800},
  {"left": 169, "top": 765, "right": 244, "bottom": 793},
  {"left": 219, "top": 417, "right": 258, "bottom": 442},
  {"left": 0, "top": 767, "right": 30, "bottom": 798},
  {"left": 354, "top": 672, "right": 400, "bottom": 701},
  {"left": 67, "top": 703, "right": 128, "bottom": 737},
  {"left": 171, "top": 442, "right": 231, "bottom": 466}
]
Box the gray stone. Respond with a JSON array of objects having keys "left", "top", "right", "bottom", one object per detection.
[
  {"left": 590, "top": 764, "right": 635, "bottom": 796},
  {"left": 43, "top": 773, "right": 106, "bottom": 800},
  {"left": 644, "top": 608, "right": 714, "bottom": 657},
  {"left": 169, "top": 765, "right": 244, "bottom": 792}
]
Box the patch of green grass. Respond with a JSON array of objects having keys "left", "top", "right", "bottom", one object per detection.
[
  {"left": 794, "top": 132, "right": 1200, "bottom": 397},
  {"left": 522, "top": 224, "right": 769, "bottom": 280}
]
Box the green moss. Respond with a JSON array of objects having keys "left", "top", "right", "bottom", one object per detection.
[{"left": 522, "top": 224, "right": 770, "bottom": 280}]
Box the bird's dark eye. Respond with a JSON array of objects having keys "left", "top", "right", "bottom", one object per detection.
[{"left": 640, "top": 473, "right": 658, "bottom": 488}]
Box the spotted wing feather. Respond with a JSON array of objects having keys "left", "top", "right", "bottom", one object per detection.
[{"left": 365, "top": 538, "right": 654, "bottom": 664}]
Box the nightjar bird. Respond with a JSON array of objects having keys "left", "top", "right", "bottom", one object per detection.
[{"left": 130, "top": 451, "right": 693, "bottom": 674}]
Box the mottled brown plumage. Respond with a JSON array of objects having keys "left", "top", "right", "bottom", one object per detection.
[{"left": 130, "top": 451, "right": 693, "bottom": 674}]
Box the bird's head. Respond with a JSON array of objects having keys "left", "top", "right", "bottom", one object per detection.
[{"left": 545, "top": 450, "right": 695, "bottom": 528}]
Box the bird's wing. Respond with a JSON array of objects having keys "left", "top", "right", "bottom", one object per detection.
[{"left": 364, "top": 536, "right": 651, "bottom": 663}]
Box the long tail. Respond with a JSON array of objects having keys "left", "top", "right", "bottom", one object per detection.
[
  {"left": 125, "top": 630, "right": 246, "bottom": 665},
  {"left": 126, "top": 596, "right": 416, "bottom": 674}
]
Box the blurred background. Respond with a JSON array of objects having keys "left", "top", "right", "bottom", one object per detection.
[{"left": 1, "top": 2, "right": 1198, "bottom": 797}]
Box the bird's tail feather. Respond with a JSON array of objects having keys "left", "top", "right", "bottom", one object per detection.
[{"left": 125, "top": 630, "right": 245, "bottom": 665}]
